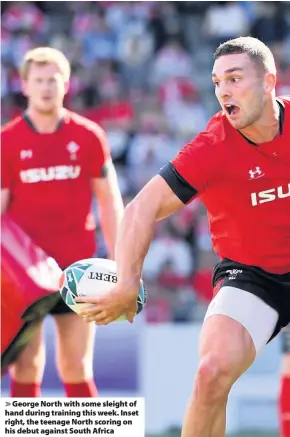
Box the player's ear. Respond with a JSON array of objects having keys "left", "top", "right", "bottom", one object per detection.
[{"left": 264, "top": 72, "right": 276, "bottom": 95}]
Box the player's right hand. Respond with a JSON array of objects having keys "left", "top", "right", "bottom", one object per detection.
[{"left": 75, "top": 281, "right": 139, "bottom": 325}]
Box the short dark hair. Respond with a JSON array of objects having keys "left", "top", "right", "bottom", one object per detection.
[{"left": 214, "top": 37, "right": 276, "bottom": 74}]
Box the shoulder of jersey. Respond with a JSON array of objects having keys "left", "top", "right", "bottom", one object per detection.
[
  {"left": 190, "top": 110, "right": 229, "bottom": 154},
  {"left": 182, "top": 111, "right": 228, "bottom": 167},
  {"left": 1, "top": 116, "right": 25, "bottom": 136},
  {"left": 65, "top": 110, "right": 105, "bottom": 137}
]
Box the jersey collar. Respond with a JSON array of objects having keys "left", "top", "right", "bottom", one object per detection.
[{"left": 23, "top": 111, "right": 64, "bottom": 133}]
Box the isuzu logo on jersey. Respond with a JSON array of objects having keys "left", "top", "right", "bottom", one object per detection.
[
  {"left": 20, "top": 165, "right": 81, "bottom": 183},
  {"left": 251, "top": 183, "right": 290, "bottom": 206}
]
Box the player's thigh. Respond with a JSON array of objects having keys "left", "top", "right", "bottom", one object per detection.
[
  {"left": 53, "top": 312, "right": 96, "bottom": 360},
  {"left": 200, "top": 313, "right": 257, "bottom": 385},
  {"left": 203, "top": 286, "right": 279, "bottom": 365},
  {"left": 281, "top": 324, "right": 290, "bottom": 375},
  {"left": 10, "top": 321, "right": 45, "bottom": 376}
]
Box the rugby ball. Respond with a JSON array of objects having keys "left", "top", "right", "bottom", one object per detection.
[{"left": 59, "top": 258, "right": 146, "bottom": 321}]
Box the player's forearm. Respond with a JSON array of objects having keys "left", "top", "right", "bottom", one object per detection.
[
  {"left": 98, "top": 195, "right": 124, "bottom": 260},
  {"left": 115, "top": 197, "right": 156, "bottom": 287}
]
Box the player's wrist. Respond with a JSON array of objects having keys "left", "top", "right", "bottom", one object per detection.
[{"left": 117, "top": 276, "right": 142, "bottom": 291}]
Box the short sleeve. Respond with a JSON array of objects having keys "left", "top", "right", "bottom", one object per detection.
[
  {"left": 159, "top": 132, "right": 218, "bottom": 204},
  {"left": 88, "top": 124, "right": 112, "bottom": 178}
]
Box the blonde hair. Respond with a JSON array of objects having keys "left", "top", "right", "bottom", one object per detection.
[{"left": 20, "top": 47, "right": 71, "bottom": 81}]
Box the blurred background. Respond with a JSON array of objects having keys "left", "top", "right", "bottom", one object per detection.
[{"left": 1, "top": 1, "right": 290, "bottom": 436}]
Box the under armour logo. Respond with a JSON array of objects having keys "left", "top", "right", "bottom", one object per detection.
[
  {"left": 226, "top": 269, "right": 242, "bottom": 280},
  {"left": 20, "top": 150, "right": 33, "bottom": 160},
  {"left": 249, "top": 167, "right": 264, "bottom": 180}
]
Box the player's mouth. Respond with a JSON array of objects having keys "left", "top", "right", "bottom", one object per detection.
[
  {"left": 224, "top": 104, "right": 240, "bottom": 117},
  {"left": 42, "top": 96, "right": 53, "bottom": 102}
]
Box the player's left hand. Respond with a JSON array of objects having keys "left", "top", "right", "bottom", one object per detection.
[{"left": 74, "top": 282, "right": 138, "bottom": 325}]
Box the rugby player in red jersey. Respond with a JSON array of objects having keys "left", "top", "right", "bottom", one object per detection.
[
  {"left": 76, "top": 37, "right": 290, "bottom": 436},
  {"left": 1, "top": 47, "right": 124, "bottom": 398}
]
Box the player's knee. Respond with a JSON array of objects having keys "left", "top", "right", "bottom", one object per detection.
[
  {"left": 57, "top": 354, "right": 93, "bottom": 381},
  {"left": 12, "top": 352, "right": 45, "bottom": 380},
  {"left": 195, "top": 354, "right": 234, "bottom": 402}
]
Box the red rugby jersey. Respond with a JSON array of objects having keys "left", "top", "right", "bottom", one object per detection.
[
  {"left": 1, "top": 110, "right": 111, "bottom": 267},
  {"left": 160, "top": 97, "right": 290, "bottom": 274}
]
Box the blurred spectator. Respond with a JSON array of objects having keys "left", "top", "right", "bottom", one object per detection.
[
  {"left": 203, "top": 1, "right": 249, "bottom": 47},
  {"left": 148, "top": 2, "right": 185, "bottom": 52},
  {"left": 171, "top": 285, "right": 197, "bottom": 322},
  {"left": 1, "top": 61, "right": 9, "bottom": 99},
  {"left": 85, "top": 71, "right": 134, "bottom": 131},
  {"left": 250, "top": 2, "right": 289, "bottom": 47},
  {"left": 82, "top": 10, "right": 117, "bottom": 64},
  {"left": 1, "top": 28, "right": 12, "bottom": 62},
  {"left": 163, "top": 87, "right": 208, "bottom": 140},
  {"left": 143, "top": 281, "right": 172, "bottom": 323},
  {"left": 126, "top": 112, "right": 177, "bottom": 192},
  {"left": 151, "top": 38, "right": 194, "bottom": 86},
  {"left": 143, "top": 221, "right": 194, "bottom": 280},
  {"left": 2, "top": 1, "right": 45, "bottom": 34},
  {"left": 71, "top": 1, "right": 98, "bottom": 36},
  {"left": 1, "top": 95, "right": 21, "bottom": 124},
  {"left": 117, "top": 24, "right": 154, "bottom": 87},
  {"left": 277, "top": 62, "right": 290, "bottom": 96},
  {"left": 166, "top": 201, "right": 200, "bottom": 258},
  {"left": 159, "top": 76, "right": 197, "bottom": 107},
  {"left": 6, "top": 31, "right": 35, "bottom": 68},
  {"left": 192, "top": 267, "right": 213, "bottom": 304}
]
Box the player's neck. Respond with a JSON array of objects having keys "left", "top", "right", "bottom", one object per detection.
[
  {"left": 26, "top": 107, "right": 66, "bottom": 133},
  {"left": 239, "top": 98, "right": 280, "bottom": 144}
]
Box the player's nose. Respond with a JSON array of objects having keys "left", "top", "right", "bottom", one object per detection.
[
  {"left": 41, "top": 80, "right": 53, "bottom": 90},
  {"left": 217, "top": 83, "right": 233, "bottom": 100}
]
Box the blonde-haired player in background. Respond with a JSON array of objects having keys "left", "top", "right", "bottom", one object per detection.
[{"left": 1, "top": 47, "right": 124, "bottom": 397}]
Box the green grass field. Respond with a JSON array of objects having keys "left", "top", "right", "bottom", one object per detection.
[{"left": 147, "top": 431, "right": 279, "bottom": 437}]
